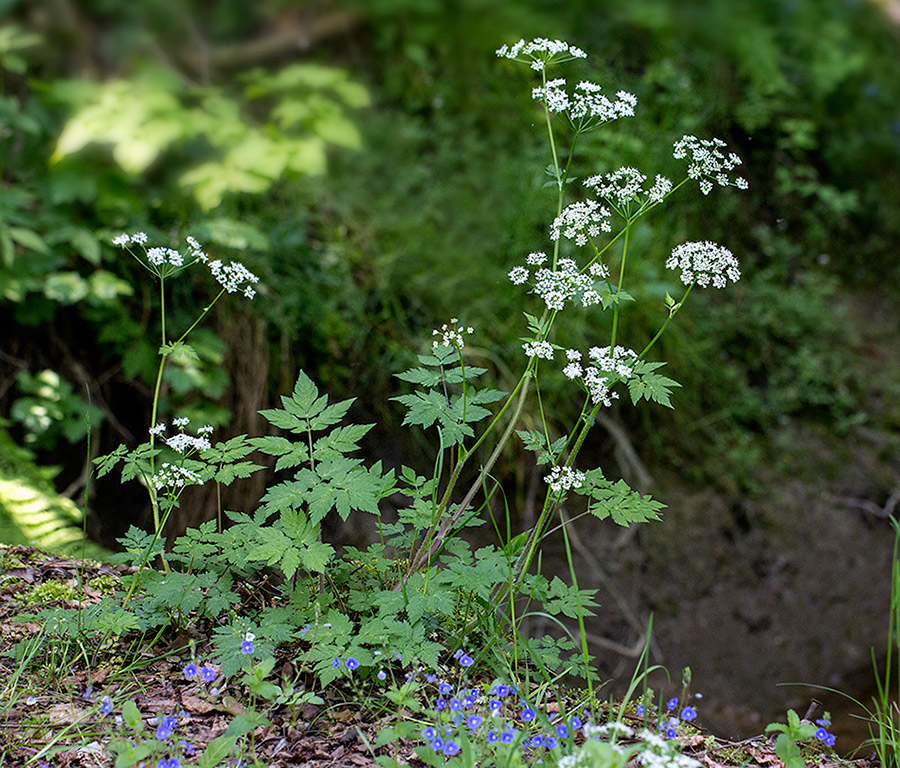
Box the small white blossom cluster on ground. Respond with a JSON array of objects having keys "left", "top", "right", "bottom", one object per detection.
[
  {"left": 151, "top": 462, "right": 202, "bottom": 491},
  {"left": 511, "top": 258, "right": 608, "bottom": 311},
  {"left": 584, "top": 167, "right": 673, "bottom": 209},
  {"left": 432, "top": 318, "right": 475, "bottom": 349},
  {"left": 550, "top": 199, "right": 612, "bottom": 245},
  {"left": 673, "top": 135, "right": 748, "bottom": 195},
  {"left": 522, "top": 340, "right": 554, "bottom": 360},
  {"left": 495, "top": 38, "right": 587, "bottom": 70},
  {"left": 544, "top": 465, "right": 585, "bottom": 493},
  {"left": 149, "top": 419, "right": 213, "bottom": 454},
  {"left": 666, "top": 241, "right": 741, "bottom": 288},
  {"left": 563, "top": 346, "right": 637, "bottom": 406},
  {"left": 532, "top": 79, "right": 637, "bottom": 129},
  {"left": 559, "top": 723, "right": 701, "bottom": 768}
]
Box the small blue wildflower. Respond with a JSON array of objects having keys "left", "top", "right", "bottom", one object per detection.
[
  {"left": 156, "top": 723, "right": 173, "bottom": 741},
  {"left": 467, "top": 714, "right": 484, "bottom": 730},
  {"left": 463, "top": 694, "right": 477, "bottom": 707},
  {"left": 345, "top": 657, "right": 359, "bottom": 671},
  {"left": 183, "top": 663, "right": 198, "bottom": 679},
  {"left": 666, "top": 726, "right": 677, "bottom": 738},
  {"left": 430, "top": 737, "right": 444, "bottom": 751},
  {"left": 435, "top": 698, "right": 446, "bottom": 710},
  {"left": 492, "top": 684, "right": 510, "bottom": 697},
  {"left": 682, "top": 706, "right": 697, "bottom": 721},
  {"left": 332, "top": 657, "right": 340, "bottom": 669},
  {"left": 201, "top": 666, "right": 216, "bottom": 683},
  {"left": 179, "top": 740, "right": 195, "bottom": 755},
  {"left": 490, "top": 699, "right": 502, "bottom": 712},
  {"left": 163, "top": 716, "right": 177, "bottom": 731},
  {"left": 241, "top": 640, "right": 254, "bottom": 655},
  {"left": 521, "top": 707, "right": 536, "bottom": 721},
  {"left": 555, "top": 724, "right": 568, "bottom": 739},
  {"left": 815, "top": 727, "right": 829, "bottom": 741},
  {"left": 439, "top": 682, "right": 452, "bottom": 695},
  {"left": 571, "top": 715, "right": 583, "bottom": 730},
  {"left": 115, "top": 714, "right": 124, "bottom": 727},
  {"left": 546, "top": 736, "right": 558, "bottom": 749},
  {"left": 488, "top": 730, "right": 499, "bottom": 743},
  {"left": 636, "top": 704, "right": 645, "bottom": 716},
  {"left": 825, "top": 734, "right": 836, "bottom": 747},
  {"left": 422, "top": 726, "right": 437, "bottom": 740},
  {"left": 531, "top": 735, "right": 544, "bottom": 748},
  {"left": 377, "top": 669, "right": 387, "bottom": 681},
  {"left": 459, "top": 653, "right": 474, "bottom": 667},
  {"left": 210, "top": 687, "right": 220, "bottom": 697},
  {"left": 425, "top": 673, "right": 437, "bottom": 683},
  {"left": 100, "top": 697, "right": 114, "bottom": 715},
  {"left": 501, "top": 729, "right": 515, "bottom": 744},
  {"left": 443, "top": 741, "right": 460, "bottom": 756},
  {"left": 453, "top": 649, "right": 463, "bottom": 659},
  {"left": 449, "top": 697, "right": 462, "bottom": 711},
  {"left": 816, "top": 717, "right": 831, "bottom": 727},
  {"left": 299, "top": 623, "right": 310, "bottom": 638},
  {"left": 470, "top": 687, "right": 480, "bottom": 697},
  {"left": 667, "top": 697, "right": 678, "bottom": 711}
]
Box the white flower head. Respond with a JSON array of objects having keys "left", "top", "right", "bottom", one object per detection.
[
  {"left": 526, "top": 252, "right": 548, "bottom": 266},
  {"left": 666, "top": 241, "right": 740, "bottom": 288},
  {"left": 113, "top": 234, "right": 130, "bottom": 246},
  {"left": 496, "top": 38, "right": 587, "bottom": 70},
  {"left": 151, "top": 463, "right": 202, "bottom": 491},
  {"left": 550, "top": 200, "right": 612, "bottom": 245},
  {"left": 532, "top": 258, "right": 604, "bottom": 311},
  {"left": 532, "top": 79, "right": 637, "bottom": 131},
  {"left": 544, "top": 465, "right": 585, "bottom": 494},
  {"left": 208, "top": 259, "right": 260, "bottom": 296},
  {"left": 432, "top": 319, "right": 473, "bottom": 349},
  {"left": 508, "top": 266, "right": 529, "bottom": 285},
  {"left": 522, "top": 340, "right": 554, "bottom": 360},
  {"left": 673, "top": 135, "right": 748, "bottom": 194},
  {"left": 148, "top": 422, "right": 166, "bottom": 436},
  {"left": 172, "top": 416, "right": 190, "bottom": 428},
  {"left": 588, "top": 345, "right": 638, "bottom": 378}
]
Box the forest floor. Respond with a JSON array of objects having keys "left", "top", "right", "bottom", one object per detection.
[{"left": 0, "top": 544, "right": 884, "bottom": 768}]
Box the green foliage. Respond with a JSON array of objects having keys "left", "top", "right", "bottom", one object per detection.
[
  {"left": 765, "top": 709, "right": 819, "bottom": 768},
  {"left": 578, "top": 469, "right": 665, "bottom": 527}
]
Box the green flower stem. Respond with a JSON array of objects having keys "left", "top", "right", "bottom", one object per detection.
[
  {"left": 609, "top": 223, "right": 631, "bottom": 349},
  {"left": 638, "top": 281, "right": 694, "bottom": 360}
]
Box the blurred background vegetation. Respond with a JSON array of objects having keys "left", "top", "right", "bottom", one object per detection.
[{"left": 2, "top": 0, "right": 900, "bottom": 743}]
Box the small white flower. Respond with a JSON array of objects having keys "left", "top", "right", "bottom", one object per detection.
[
  {"left": 550, "top": 200, "right": 612, "bottom": 245},
  {"left": 197, "top": 425, "right": 214, "bottom": 435},
  {"left": 496, "top": 38, "right": 587, "bottom": 69},
  {"left": 172, "top": 416, "right": 190, "bottom": 428},
  {"left": 244, "top": 631, "right": 256, "bottom": 642},
  {"left": 563, "top": 362, "right": 583, "bottom": 379},
  {"left": 508, "top": 266, "right": 529, "bottom": 285},
  {"left": 151, "top": 463, "right": 202, "bottom": 491},
  {"left": 243, "top": 286, "right": 256, "bottom": 300},
  {"left": 673, "top": 135, "right": 747, "bottom": 194},
  {"left": 544, "top": 465, "right": 585, "bottom": 493},
  {"left": 666, "top": 241, "right": 740, "bottom": 288},
  {"left": 432, "top": 319, "right": 473, "bottom": 349},
  {"left": 565, "top": 348, "right": 582, "bottom": 361},
  {"left": 113, "top": 234, "right": 130, "bottom": 246},
  {"left": 523, "top": 340, "right": 554, "bottom": 360},
  {"left": 147, "top": 247, "right": 167, "bottom": 266},
  {"left": 526, "top": 252, "right": 548, "bottom": 266},
  {"left": 148, "top": 422, "right": 166, "bottom": 436},
  {"left": 131, "top": 232, "right": 148, "bottom": 244}
]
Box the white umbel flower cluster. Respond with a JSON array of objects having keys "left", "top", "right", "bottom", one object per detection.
[
  {"left": 550, "top": 200, "right": 612, "bottom": 245},
  {"left": 532, "top": 79, "right": 637, "bottom": 129},
  {"left": 532, "top": 259, "right": 603, "bottom": 310},
  {"left": 544, "top": 465, "right": 585, "bottom": 494},
  {"left": 666, "top": 241, "right": 741, "bottom": 288},
  {"left": 522, "top": 340, "right": 554, "bottom": 360},
  {"left": 151, "top": 463, "right": 202, "bottom": 491},
  {"left": 563, "top": 346, "right": 637, "bottom": 406},
  {"left": 432, "top": 318, "right": 475, "bottom": 349},
  {"left": 584, "top": 167, "right": 673, "bottom": 209},
  {"left": 588, "top": 345, "right": 638, "bottom": 379},
  {"left": 208, "top": 259, "right": 260, "bottom": 299},
  {"left": 495, "top": 38, "right": 587, "bottom": 70},
  {"left": 673, "top": 135, "right": 748, "bottom": 195}
]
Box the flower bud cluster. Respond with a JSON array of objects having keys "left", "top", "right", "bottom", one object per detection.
[
  {"left": 666, "top": 241, "right": 740, "bottom": 288},
  {"left": 673, "top": 135, "right": 748, "bottom": 195}
]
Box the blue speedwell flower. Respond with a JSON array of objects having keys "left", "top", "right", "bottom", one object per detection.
[
  {"left": 521, "top": 707, "right": 536, "bottom": 722},
  {"left": 345, "top": 657, "right": 359, "bottom": 671},
  {"left": 183, "top": 663, "right": 198, "bottom": 679},
  {"left": 682, "top": 706, "right": 697, "bottom": 721},
  {"left": 241, "top": 632, "right": 255, "bottom": 655},
  {"left": 100, "top": 697, "right": 114, "bottom": 715}
]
